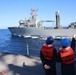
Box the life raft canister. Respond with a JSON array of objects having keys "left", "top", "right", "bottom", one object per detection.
[
  {"left": 59, "top": 47, "right": 74, "bottom": 64},
  {"left": 41, "top": 44, "right": 54, "bottom": 61}
]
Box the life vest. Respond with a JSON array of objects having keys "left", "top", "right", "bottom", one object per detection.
[
  {"left": 59, "top": 47, "right": 74, "bottom": 64},
  {"left": 41, "top": 44, "right": 54, "bottom": 61}
]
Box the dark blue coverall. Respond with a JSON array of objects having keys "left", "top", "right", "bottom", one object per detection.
[
  {"left": 57, "top": 48, "right": 75, "bottom": 75},
  {"left": 71, "top": 37, "right": 76, "bottom": 51},
  {"left": 40, "top": 48, "right": 57, "bottom": 75}
]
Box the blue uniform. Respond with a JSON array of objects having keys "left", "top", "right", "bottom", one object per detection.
[
  {"left": 57, "top": 47, "right": 75, "bottom": 75},
  {"left": 71, "top": 37, "right": 76, "bottom": 51},
  {"left": 40, "top": 44, "right": 57, "bottom": 75}
]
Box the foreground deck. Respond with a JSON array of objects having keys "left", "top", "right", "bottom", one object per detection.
[{"left": 0, "top": 52, "right": 76, "bottom": 75}]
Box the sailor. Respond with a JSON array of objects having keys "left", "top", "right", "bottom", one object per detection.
[
  {"left": 71, "top": 34, "right": 76, "bottom": 52},
  {"left": 40, "top": 36, "right": 57, "bottom": 75},
  {"left": 57, "top": 38, "right": 75, "bottom": 75}
]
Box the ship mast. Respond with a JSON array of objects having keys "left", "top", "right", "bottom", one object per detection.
[
  {"left": 31, "top": 9, "right": 35, "bottom": 16},
  {"left": 31, "top": 8, "right": 38, "bottom": 27}
]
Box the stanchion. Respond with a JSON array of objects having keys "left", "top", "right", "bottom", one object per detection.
[{"left": 26, "top": 44, "right": 29, "bottom": 55}]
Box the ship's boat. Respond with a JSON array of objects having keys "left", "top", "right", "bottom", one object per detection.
[{"left": 8, "top": 9, "right": 76, "bottom": 38}]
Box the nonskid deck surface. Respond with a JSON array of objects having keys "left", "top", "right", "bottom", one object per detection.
[{"left": 0, "top": 52, "right": 76, "bottom": 75}]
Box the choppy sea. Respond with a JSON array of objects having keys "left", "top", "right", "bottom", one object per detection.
[{"left": 0, "top": 29, "right": 61, "bottom": 57}]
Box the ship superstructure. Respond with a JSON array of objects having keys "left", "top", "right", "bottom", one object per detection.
[
  {"left": 68, "top": 22, "right": 76, "bottom": 29},
  {"left": 8, "top": 9, "right": 76, "bottom": 38}
]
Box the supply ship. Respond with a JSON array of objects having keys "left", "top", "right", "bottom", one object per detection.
[{"left": 8, "top": 9, "right": 76, "bottom": 38}]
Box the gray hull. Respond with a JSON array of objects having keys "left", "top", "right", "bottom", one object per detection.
[{"left": 8, "top": 27, "right": 76, "bottom": 37}]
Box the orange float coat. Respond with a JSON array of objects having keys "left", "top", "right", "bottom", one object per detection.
[
  {"left": 41, "top": 44, "right": 54, "bottom": 61},
  {"left": 59, "top": 47, "right": 74, "bottom": 64}
]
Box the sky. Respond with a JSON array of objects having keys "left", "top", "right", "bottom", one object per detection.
[{"left": 0, "top": 0, "right": 76, "bottom": 29}]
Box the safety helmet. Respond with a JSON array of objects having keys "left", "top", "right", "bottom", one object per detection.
[
  {"left": 61, "top": 38, "right": 70, "bottom": 47},
  {"left": 46, "top": 36, "right": 54, "bottom": 44}
]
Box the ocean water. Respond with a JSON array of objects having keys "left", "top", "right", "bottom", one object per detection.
[{"left": 0, "top": 29, "right": 61, "bottom": 57}]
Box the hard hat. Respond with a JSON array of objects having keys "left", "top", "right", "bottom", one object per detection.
[
  {"left": 61, "top": 38, "right": 70, "bottom": 47},
  {"left": 46, "top": 36, "right": 54, "bottom": 44}
]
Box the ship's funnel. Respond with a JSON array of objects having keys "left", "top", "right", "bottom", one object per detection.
[{"left": 55, "top": 11, "right": 61, "bottom": 28}]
